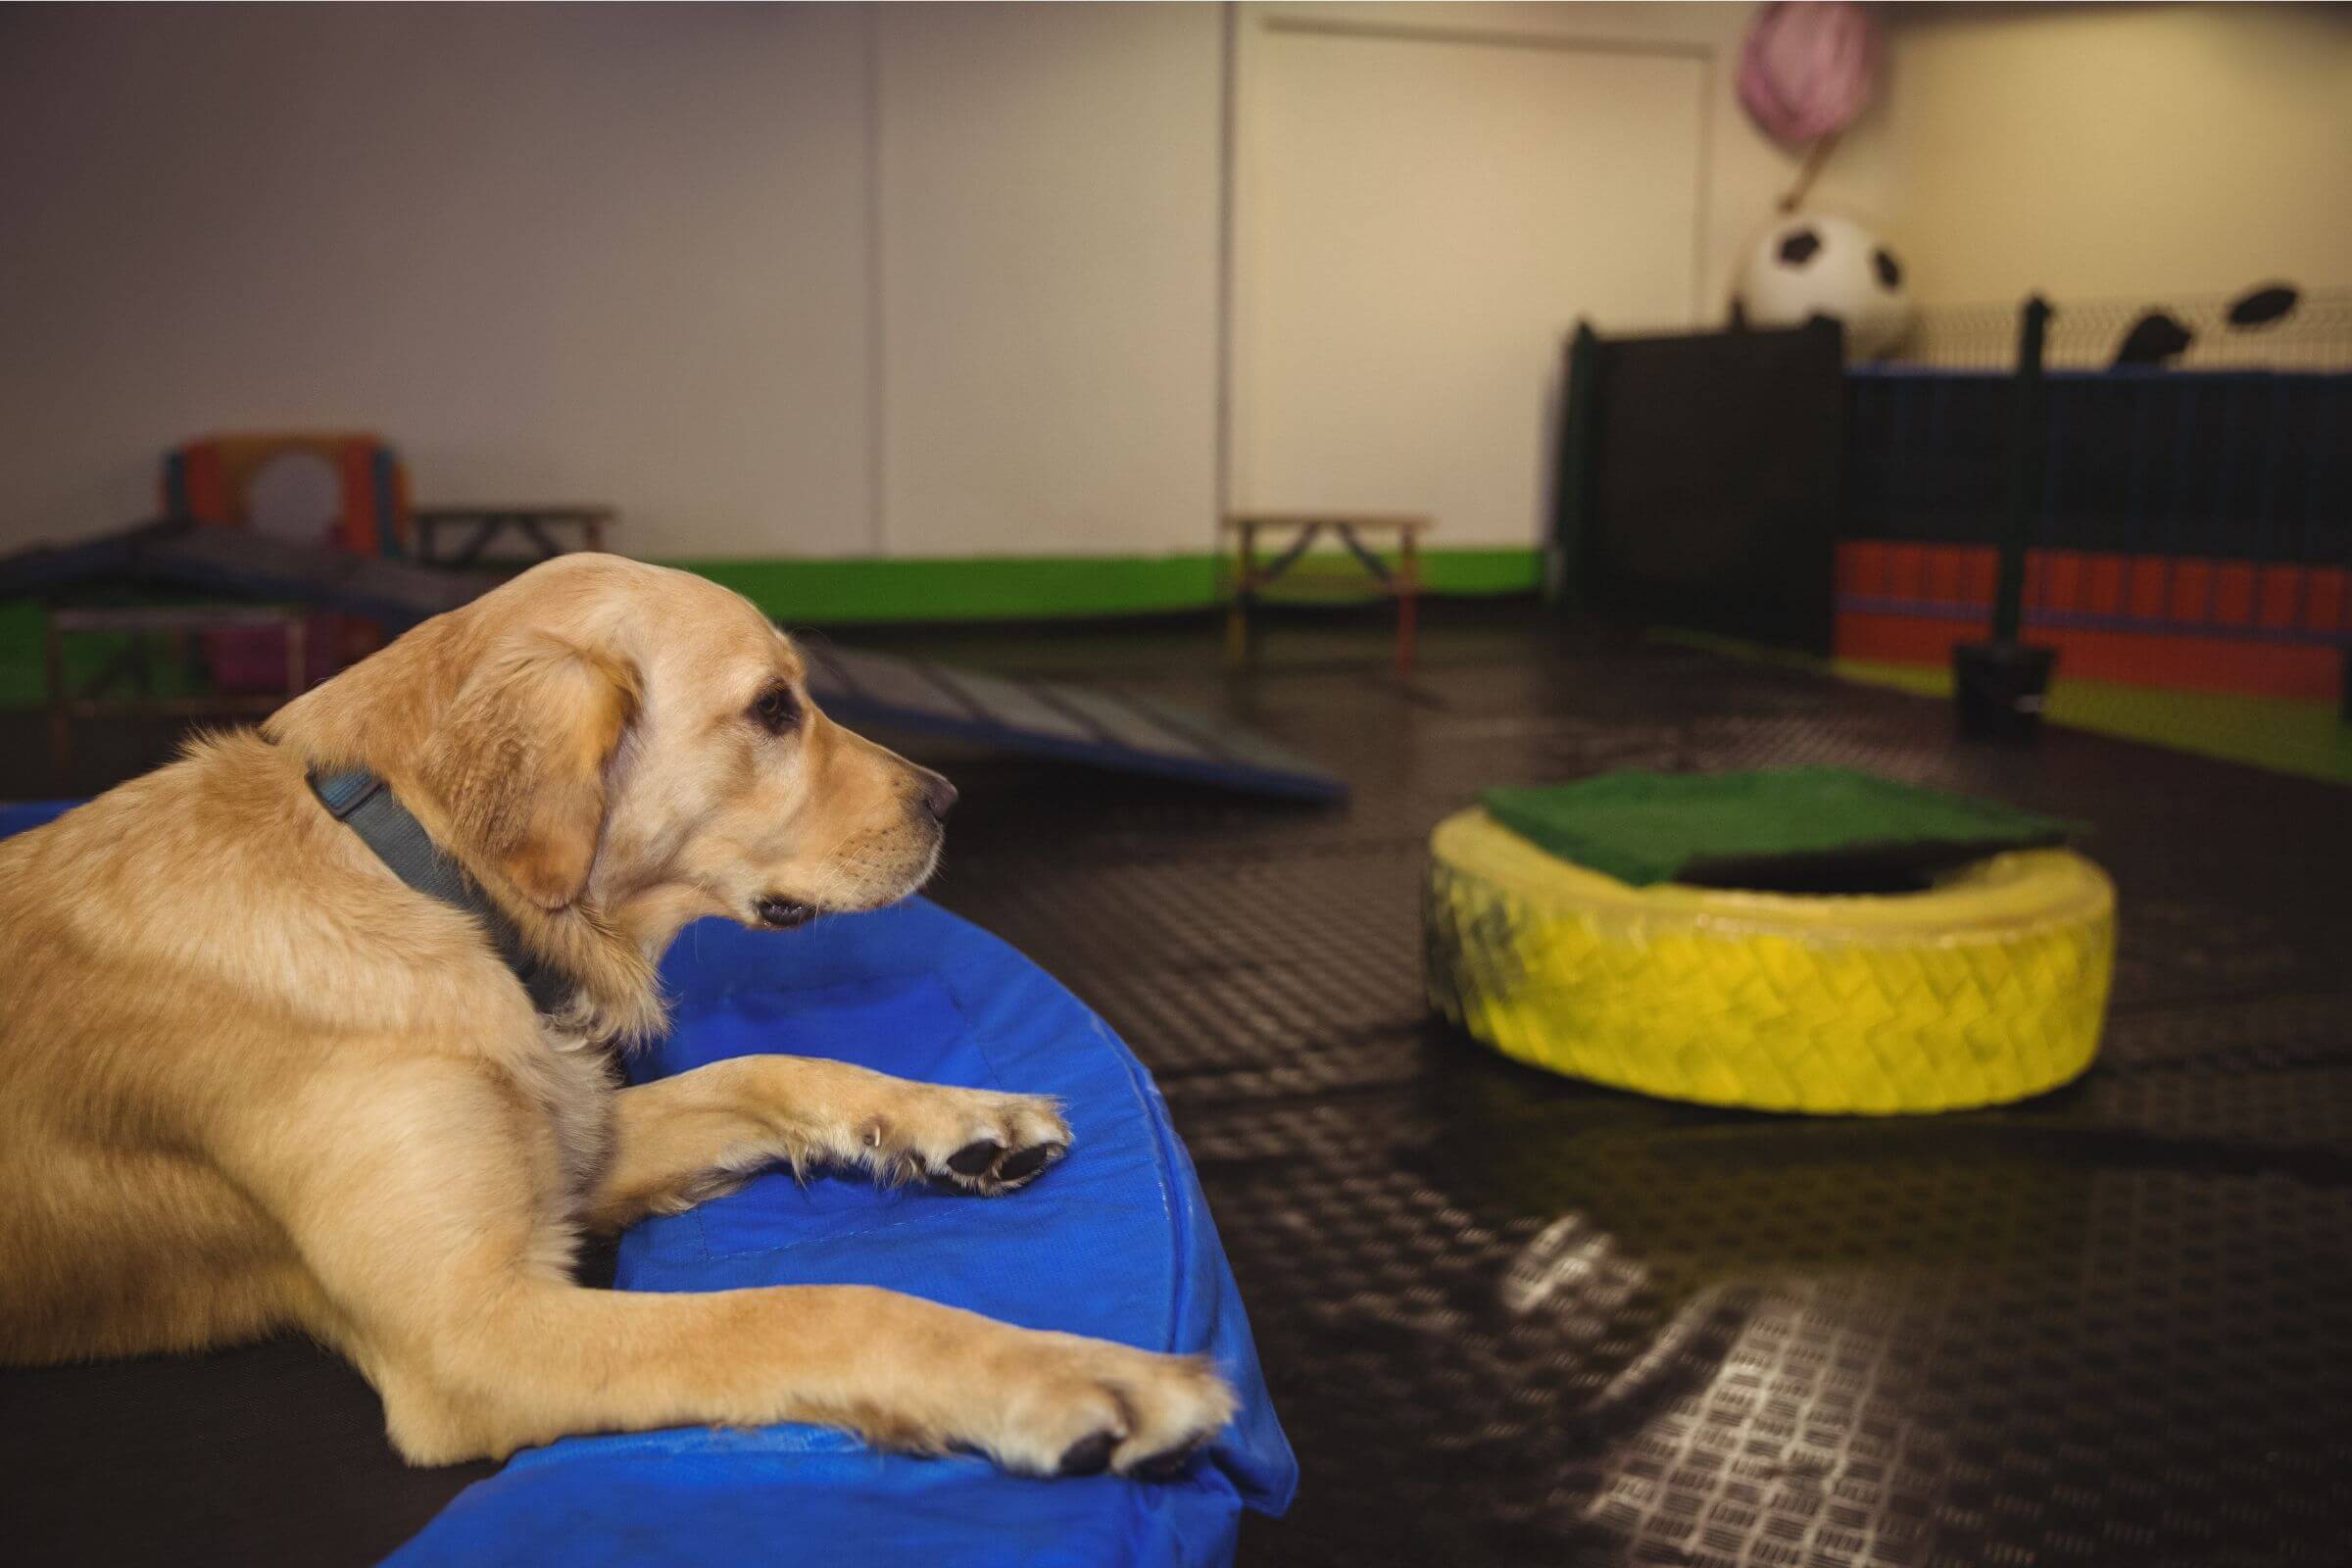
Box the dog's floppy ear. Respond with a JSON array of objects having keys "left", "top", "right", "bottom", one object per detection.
[{"left": 416, "top": 636, "right": 640, "bottom": 911}]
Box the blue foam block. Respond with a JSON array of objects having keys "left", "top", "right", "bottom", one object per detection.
[{"left": 382, "top": 899, "right": 1297, "bottom": 1566}]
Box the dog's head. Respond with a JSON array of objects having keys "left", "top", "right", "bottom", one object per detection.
[{"left": 271, "top": 555, "right": 954, "bottom": 947}]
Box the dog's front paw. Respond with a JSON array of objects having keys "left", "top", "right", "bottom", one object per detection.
[
  {"left": 964, "top": 1331, "right": 1238, "bottom": 1480},
  {"left": 867, "top": 1084, "right": 1070, "bottom": 1196}
]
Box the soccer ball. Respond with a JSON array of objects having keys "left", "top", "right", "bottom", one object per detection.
[{"left": 1738, "top": 212, "right": 1912, "bottom": 360}]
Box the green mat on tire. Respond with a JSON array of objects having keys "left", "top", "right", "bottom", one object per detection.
[{"left": 1480, "top": 767, "right": 2082, "bottom": 889}]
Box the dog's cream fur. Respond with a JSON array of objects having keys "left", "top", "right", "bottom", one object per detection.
[{"left": 0, "top": 555, "right": 1232, "bottom": 1475}]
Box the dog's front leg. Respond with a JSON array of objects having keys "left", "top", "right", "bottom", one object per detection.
[
  {"left": 581, "top": 1054, "right": 1072, "bottom": 1231},
  {"left": 227, "top": 1058, "right": 1222, "bottom": 1477},
  {"left": 403, "top": 1277, "right": 1234, "bottom": 1476}
]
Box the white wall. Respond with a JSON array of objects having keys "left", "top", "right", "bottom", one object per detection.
[
  {"left": 42, "top": 5, "right": 2328, "bottom": 567},
  {"left": 0, "top": 5, "right": 877, "bottom": 560},
  {"left": 874, "top": 3, "right": 1222, "bottom": 557},
  {"left": 1231, "top": 10, "right": 1708, "bottom": 544},
  {"left": 1242, "top": 4, "right": 1904, "bottom": 327},
  {"left": 1883, "top": 4, "right": 2352, "bottom": 307},
  {"left": 0, "top": 3, "right": 1223, "bottom": 561}
]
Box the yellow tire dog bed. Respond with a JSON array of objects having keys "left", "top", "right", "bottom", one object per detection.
[{"left": 1425, "top": 800, "right": 2116, "bottom": 1114}]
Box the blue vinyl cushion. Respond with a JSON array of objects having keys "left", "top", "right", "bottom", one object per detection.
[{"left": 0, "top": 800, "right": 1296, "bottom": 1567}]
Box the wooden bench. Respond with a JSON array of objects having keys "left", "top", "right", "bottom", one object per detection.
[{"left": 1222, "top": 513, "right": 1431, "bottom": 676}]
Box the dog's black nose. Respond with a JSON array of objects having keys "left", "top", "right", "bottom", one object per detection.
[{"left": 919, "top": 770, "right": 958, "bottom": 821}]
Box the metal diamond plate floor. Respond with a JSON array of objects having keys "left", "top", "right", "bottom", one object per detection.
[{"left": 911, "top": 614, "right": 2352, "bottom": 1568}]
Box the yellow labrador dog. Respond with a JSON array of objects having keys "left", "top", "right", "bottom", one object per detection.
[{"left": 0, "top": 554, "right": 1232, "bottom": 1479}]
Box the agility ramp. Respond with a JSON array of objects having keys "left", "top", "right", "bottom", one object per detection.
[
  {"left": 802, "top": 644, "right": 1347, "bottom": 804},
  {"left": 0, "top": 518, "right": 499, "bottom": 624},
  {"left": 0, "top": 523, "right": 1347, "bottom": 803}
]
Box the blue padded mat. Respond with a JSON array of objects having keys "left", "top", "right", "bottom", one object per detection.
[
  {"left": 386, "top": 901, "right": 1295, "bottom": 1566},
  {"left": 0, "top": 801, "right": 1295, "bottom": 1567},
  {"left": 0, "top": 801, "right": 75, "bottom": 838}
]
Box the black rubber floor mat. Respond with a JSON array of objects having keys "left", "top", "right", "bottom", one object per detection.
[
  {"left": 1181, "top": 1077, "right": 2352, "bottom": 1567},
  {"left": 5, "top": 608, "right": 2348, "bottom": 1567},
  {"left": 915, "top": 616, "right": 2352, "bottom": 1566}
]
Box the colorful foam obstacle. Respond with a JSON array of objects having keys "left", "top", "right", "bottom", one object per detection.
[{"left": 1424, "top": 769, "right": 2116, "bottom": 1114}]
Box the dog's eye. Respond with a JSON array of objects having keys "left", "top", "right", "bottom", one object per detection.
[{"left": 750, "top": 685, "right": 801, "bottom": 735}]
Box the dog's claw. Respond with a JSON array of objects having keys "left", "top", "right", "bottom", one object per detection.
[{"left": 1130, "top": 1439, "right": 1206, "bottom": 1481}]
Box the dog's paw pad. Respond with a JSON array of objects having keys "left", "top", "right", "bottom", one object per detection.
[
  {"left": 906, "top": 1092, "right": 1070, "bottom": 1196},
  {"left": 998, "top": 1142, "right": 1060, "bottom": 1183},
  {"left": 1056, "top": 1430, "right": 1119, "bottom": 1477},
  {"left": 946, "top": 1139, "right": 1004, "bottom": 1177}
]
